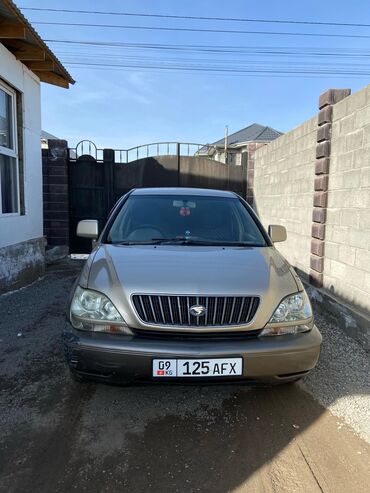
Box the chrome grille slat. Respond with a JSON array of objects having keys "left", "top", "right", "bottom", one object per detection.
[
  {"left": 139, "top": 295, "right": 148, "bottom": 321},
  {"left": 168, "top": 297, "right": 174, "bottom": 324},
  {"left": 245, "top": 297, "right": 254, "bottom": 322},
  {"left": 177, "top": 296, "right": 183, "bottom": 325},
  {"left": 229, "top": 298, "right": 236, "bottom": 324},
  {"left": 133, "top": 295, "right": 259, "bottom": 327},
  {"left": 220, "top": 298, "right": 227, "bottom": 325},
  {"left": 237, "top": 298, "right": 245, "bottom": 324},
  {"left": 148, "top": 296, "right": 157, "bottom": 323},
  {"left": 158, "top": 297, "right": 165, "bottom": 324},
  {"left": 213, "top": 298, "right": 218, "bottom": 325},
  {"left": 186, "top": 296, "right": 190, "bottom": 325}
]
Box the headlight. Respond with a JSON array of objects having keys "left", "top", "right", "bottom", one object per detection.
[
  {"left": 260, "top": 291, "right": 312, "bottom": 337},
  {"left": 70, "top": 286, "right": 133, "bottom": 334},
  {"left": 270, "top": 291, "right": 312, "bottom": 323}
]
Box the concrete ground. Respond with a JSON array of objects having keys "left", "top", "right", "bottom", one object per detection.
[{"left": 0, "top": 260, "right": 369, "bottom": 493}]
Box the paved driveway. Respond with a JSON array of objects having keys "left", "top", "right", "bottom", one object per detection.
[{"left": 0, "top": 260, "right": 369, "bottom": 493}]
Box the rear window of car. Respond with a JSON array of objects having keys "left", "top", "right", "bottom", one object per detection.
[{"left": 106, "top": 194, "right": 268, "bottom": 246}]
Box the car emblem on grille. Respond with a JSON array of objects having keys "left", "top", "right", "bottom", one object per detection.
[{"left": 189, "top": 304, "right": 207, "bottom": 317}]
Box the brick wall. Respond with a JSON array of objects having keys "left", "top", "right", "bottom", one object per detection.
[
  {"left": 253, "top": 116, "right": 317, "bottom": 277},
  {"left": 42, "top": 139, "right": 70, "bottom": 249},
  {"left": 324, "top": 85, "right": 370, "bottom": 312}
]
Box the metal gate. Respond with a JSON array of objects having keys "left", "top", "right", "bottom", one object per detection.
[{"left": 68, "top": 140, "right": 248, "bottom": 253}]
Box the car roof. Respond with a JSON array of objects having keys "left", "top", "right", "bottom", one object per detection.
[{"left": 130, "top": 187, "right": 237, "bottom": 197}]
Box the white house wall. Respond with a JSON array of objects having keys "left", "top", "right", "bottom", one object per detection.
[
  {"left": 0, "top": 43, "right": 42, "bottom": 248},
  {"left": 0, "top": 43, "right": 45, "bottom": 292}
]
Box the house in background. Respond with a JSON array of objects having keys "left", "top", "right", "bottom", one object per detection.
[
  {"left": 199, "top": 123, "right": 282, "bottom": 165},
  {"left": 41, "top": 130, "right": 59, "bottom": 149},
  {"left": 0, "top": 0, "right": 74, "bottom": 293}
]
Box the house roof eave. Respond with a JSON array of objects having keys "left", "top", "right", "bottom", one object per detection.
[{"left": 0, "top": 0, "right": 74, "bottom": 88}]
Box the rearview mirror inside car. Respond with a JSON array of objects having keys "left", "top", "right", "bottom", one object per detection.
[
  {"left": 268, "top": 225, "right": 287, "bottom": 243},
  {"left": 77, "top": 220, "right": 99, "bottom": 239}
]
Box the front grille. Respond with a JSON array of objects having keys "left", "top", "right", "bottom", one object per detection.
[{"left": 132, "top": 295, "right": 260, "bottom": 327}]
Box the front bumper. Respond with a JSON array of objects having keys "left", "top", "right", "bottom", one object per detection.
[{"left": 63, "top": 323, "right": 322, "bottom": 384}]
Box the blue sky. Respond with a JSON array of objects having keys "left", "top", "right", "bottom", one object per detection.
[{"left": 19, "top": 0, "right": 370, "bottom": 149}]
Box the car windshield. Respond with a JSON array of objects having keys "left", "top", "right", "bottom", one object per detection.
[{"left": 106, "top": 194, "right": 268, "bottom": 246}]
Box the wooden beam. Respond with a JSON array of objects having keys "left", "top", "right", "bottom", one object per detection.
[
  {"left": 25, "top": 60, "right": 55, "bottom": 71},
  {"left": 0, "top": 25, "right": 25, "bottom": 38},
  {"left": 0, "top": 22, "right": 26, "bottom": 39},
  {"left": 3, "top": 38, "right": 46, "bottom": 60},
  {"left": 33, "top": 71, "right": 70, "bottom": 89},
  {"left": 15, "top": 50, "right": 45, "bottom": 61}
]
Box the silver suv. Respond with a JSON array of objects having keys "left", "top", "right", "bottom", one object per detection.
[{"left": 63, "top": 188, "right": 322, "bottom": 384}]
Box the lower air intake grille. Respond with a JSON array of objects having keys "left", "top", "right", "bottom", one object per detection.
[{"left": 132, "top": 295, "right": 259, "bottom": 327}]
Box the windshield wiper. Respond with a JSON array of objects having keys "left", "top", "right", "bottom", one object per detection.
[
  {"left": 151, "top": 237, "right": 255, "bottom": 246},
  {"left": 111, "top": 238, "right": 204, "bottom": 246},
  {"left": 112, "top": 238, "right": 260, "bottom": 246},
  {"left": 112, "top": 240, "right": 163, "bottom": 245}
]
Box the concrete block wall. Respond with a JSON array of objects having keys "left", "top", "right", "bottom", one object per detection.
[
  {"left": 252, "top": 84, "right": 370, "bottom": 342},
  {"left": 324, "top": 84, "right": 370, "bottom": 313},
  {"left": 245, "top": 142, "right": 267, "bottom": 206},
  {"left": 253, "top": 116, "right": 317, "bottom": 277}
]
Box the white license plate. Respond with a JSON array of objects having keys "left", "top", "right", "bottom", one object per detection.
[{"left": 152, "top": 358, "right": 243, "bottom": 378}]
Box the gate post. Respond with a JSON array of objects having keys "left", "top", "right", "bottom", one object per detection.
[
  {"left": 42, "top": 139, "right": 70, "bottom": 254},
  {"left": 309, "top": 88, "right": 351, "bottom": 288},
  {"left": 176, "top": 142, "right": 181, "bottom": 187},
  {"left": 103, "top": 149, "right": 115, "bottom": 215}
]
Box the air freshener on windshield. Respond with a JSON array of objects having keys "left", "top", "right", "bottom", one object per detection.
[{"left": 179, "top": 207, "right": 191, "bottom": 216}]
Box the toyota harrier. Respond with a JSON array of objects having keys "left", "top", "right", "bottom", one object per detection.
[{"left": 63, "top": 188, "right": 322, "bottom": 384}]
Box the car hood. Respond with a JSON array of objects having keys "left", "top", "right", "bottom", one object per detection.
[
  {"left": 79, "top": 245, "right": 301, "bottom": 330},
  {"left": 81, "top": 244, "right": 299, "bottom": 330}
]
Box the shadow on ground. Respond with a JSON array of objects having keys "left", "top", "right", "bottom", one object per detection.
[{"left": 0, "top": 259, "right": 369, "bottom": 493}]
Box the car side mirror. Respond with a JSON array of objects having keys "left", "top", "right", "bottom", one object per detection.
[
  {"left": 77, "top": 219, "right": 99, "bottom": 239},
  {"left": 268, "top": 225, "right": 287, "bottom": 243}
]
